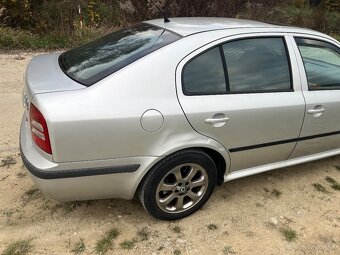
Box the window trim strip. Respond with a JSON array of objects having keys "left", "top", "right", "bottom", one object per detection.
[{"left": 219, "top": 45, "right": 230, "bottom": 92}]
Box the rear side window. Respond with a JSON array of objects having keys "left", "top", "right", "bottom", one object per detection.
[
  {"left": 222, "top": 38, "right": 292, "bottom": 92},
  {"left": 182, "top": 47, "right": 226, "bottom": 94},
  {"left": 182, "top": 37, "right": 292, "bottom": 95},
  {"left": 59, "top": 23, "right": 181, "bottom": 86},
  {"left": 295, "top": 38, "right": 340, "bottom": 90}
]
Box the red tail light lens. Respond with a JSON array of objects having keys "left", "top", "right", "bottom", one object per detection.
[{"left": 29, "top": 104, "right": 52, "bottom": 154}]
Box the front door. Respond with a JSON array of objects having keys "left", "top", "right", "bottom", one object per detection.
[
  {"left": 290, "top": 37, "right": 340, "bottom": 158},
  {"left": 176, "top": 34, "right": 305, "bottom": 171}
]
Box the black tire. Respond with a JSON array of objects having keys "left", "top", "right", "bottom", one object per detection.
[{"left": 138, "top": 149, "right": 217, "bottom": 220}]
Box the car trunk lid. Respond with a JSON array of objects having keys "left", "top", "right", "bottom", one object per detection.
[
  {"left": 23, "top": 53, "right": 85, "bottom": 121},
  {"left": 25, "top": 53, "right": 85, "bottom": 100}
]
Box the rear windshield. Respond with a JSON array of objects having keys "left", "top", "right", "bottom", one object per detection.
[{"left": 59, "top": 23, "right": 181, "bottom": 86}]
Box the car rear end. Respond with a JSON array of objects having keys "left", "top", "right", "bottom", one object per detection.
[
  {"left": 20, "top": 52, "right": 160, "bottom": 201},
  {"left": 19, "top": 23, "right": 188, "bottom": 202}
]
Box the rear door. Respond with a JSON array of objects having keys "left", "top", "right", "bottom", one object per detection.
[
  {"left": 176, "top": 34, "right": 306, "bottom": 171},
  {"left": 289, "top": 36, "right": 340, "bottom": 158}
]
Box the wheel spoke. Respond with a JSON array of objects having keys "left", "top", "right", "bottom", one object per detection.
[
  {"left": 187, "top": 190, "right": 199, "bottom": 201},
  {"left": 191, "top": 177, "right": 205, "bottom": 188},
  {"left": 158, "top": 182, "right": 177, "bottom": 192},
  {"left": 176, "top": 196, "right": 184, "bottom": 209},
  {"left": 159, "top": 193, "right": 176, "bottom": 206},
  {"left": 172, "top": 166, "right": 184, "bottom": 182},
  {"left": 183, "top": 166, "right": 199, "bottom": 182}
]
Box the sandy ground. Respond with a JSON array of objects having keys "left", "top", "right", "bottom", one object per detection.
[{"left": 0, "top": 53, "right": 339, "bottom": 255}]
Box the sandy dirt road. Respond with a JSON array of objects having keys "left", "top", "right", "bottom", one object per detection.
[{"left": 0, "top": 53, "right": 339, "bottom": 255}]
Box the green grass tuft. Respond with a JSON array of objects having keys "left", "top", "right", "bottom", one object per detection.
[
  {"left": 71, "top": 238, "right": 85, "bottom": 254},
  {"left": 271, "top": 188, "right": 282, "bottom": 198},
  {"left": 174, "top": 249, "right": 181, "bottom": 255},
  {"left": 264, "top": 187, "right": 282, "bottom": 198},
  {"left": 119, "top": 240, "right": 135, "bottom": 250},
  {"left": 312, "top": 183, "right": 328, "bottom": 193},
  {"left": 24, "top": 188, "right": 38, "bottom": 197},
  {"left": 137, "top": 227, "right": 150, "bottom": 241},
  {"left": 331, "top": 183, "right": 340, "bottom": 191},
  {"left": 281, "top": 227, "right": 297, "bottom": 242},
  {"left": 16, "top": 171, "right": 27, "bottom": 178},
  {"left": 324, "top": 176, "right": 340, "bottom": 191},
  {"left": 2, "top": 239, "right": 33, "bottom": 255},
  {"left": 172, "top": 226, "right": 182, "bottom": 234},
  {"left": 208, "top": 224, "right": 218, "bottom": 230},
  {"left": 95, "top": 228, "right": 119, "bottom": 255},
  {"left": 325, "top": 176, "right": 337, "bottom": 184},
  {"left": 222, "top": 245, "right": 236, "bottom": 254}
]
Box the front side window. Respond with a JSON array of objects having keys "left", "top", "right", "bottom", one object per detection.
[
  {"left": 295, "top": 38, "right": 340, "bottom": 90},
  {"left": 59, "top": 23, "right": 181, "bottom": 86},
  {"left": 222, "top": 38, "right": 292, "bottom": 92}
]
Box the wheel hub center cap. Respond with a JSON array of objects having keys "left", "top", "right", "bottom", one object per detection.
[{"left": 179, "top": 186, "right": 186, "bottom": 193}]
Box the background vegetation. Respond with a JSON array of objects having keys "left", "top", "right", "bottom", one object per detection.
[{"left": 0, "top": 0, "right": 339, "bottom": 50}]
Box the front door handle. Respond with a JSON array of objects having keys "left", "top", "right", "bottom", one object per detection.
[{"left": 204, "top": 117, "right": 230, "bottom": 124}]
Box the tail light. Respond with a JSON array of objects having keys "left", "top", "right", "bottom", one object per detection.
[{"left": 29, "top": 104, "right": 52, "bottom": 154}]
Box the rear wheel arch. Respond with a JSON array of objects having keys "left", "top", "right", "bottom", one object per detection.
[
  {"left": 138, "top": 148, "right": 219, "bottom": 219},
  {"left": 199, "top": 147, "right": 226, "bottom": 185},
  {"left": 136, "top": 147, "right": 227, "bottom": 198}
]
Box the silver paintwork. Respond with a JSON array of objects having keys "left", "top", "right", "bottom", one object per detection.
[
  {"left": 20, "top": 18, "right": 340, "bottom": 202},
  {"left": 20, "top": 115, "right": 159, "bottom": 200},
  {"left": 25, "top": 53, "right": 84, "bottom": 98},
  {"left": 156, "top": 163, "right": 208, "bottom": 213}
]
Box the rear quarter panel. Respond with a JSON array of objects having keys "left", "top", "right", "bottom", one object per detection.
[{"left": 34, "top": 33, "right": 232, "bottom": 163}]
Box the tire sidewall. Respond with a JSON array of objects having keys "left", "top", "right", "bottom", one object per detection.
[{"left": 142, "top": 150, "right": 217, "bottom": 220}]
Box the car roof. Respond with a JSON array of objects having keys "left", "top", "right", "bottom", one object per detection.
[
  {"left": 144, "top": 17, "right": 332, "bottom": 39},
  {"left": 145, "top": 17, "right": 279, "bottom": 36}
]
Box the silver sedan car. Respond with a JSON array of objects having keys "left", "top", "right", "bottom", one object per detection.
[{"left": 20, "top": 17, "right": 340, "bottom": 220}]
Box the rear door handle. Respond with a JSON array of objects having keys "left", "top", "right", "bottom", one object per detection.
[
  {"left": 204, "top": 117, "right": 230, "bottom": 124},
  {"left": 307, "top": 108, "right": 325, "bottom": 114}
]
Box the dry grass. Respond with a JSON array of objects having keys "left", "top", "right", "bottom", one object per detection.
[
  {"left": 281, "top": 227, "right": 297, "bottom": 242},
  {"left": 71, "top": 238, "right": 85, "bottom": 254},
  {"left": 137, "top": 227, "right": 150, "bottom": 241},
  {"left": 95, "top": 228, "right": 119, "bottom": 255},
  {"left": 222, "top": 245, "right": 236, "bottom": 254},
  {"left": 331, "top": 183, "right": 340, "bottom": 191},
  {"left": 2, "top": 239, "right": 33, "bottom": 255},
  {"left": 264, "top": 187, "right": 282, "bottom": 198},
  {"left": 0, "top": 155, "right": 16, "bottom": 168},
  {"left": 312, "top": 183, "right": 329, "bottom": 193},
  {"left": 325, "top": 176, "right": 337, "bottom": 184},
  {"left": 119, "top": 239, "right": 136, "bottom": 250},
  {"left": 172, "top": 226, "right": 182, "bottom": 234},
  {"left": 208, "top": 224, "right": 218, "bottom": 230}
]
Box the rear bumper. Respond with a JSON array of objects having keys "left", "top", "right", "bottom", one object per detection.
[{"left": 20, "top": 115, "right": 159, "bottom": 201}]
